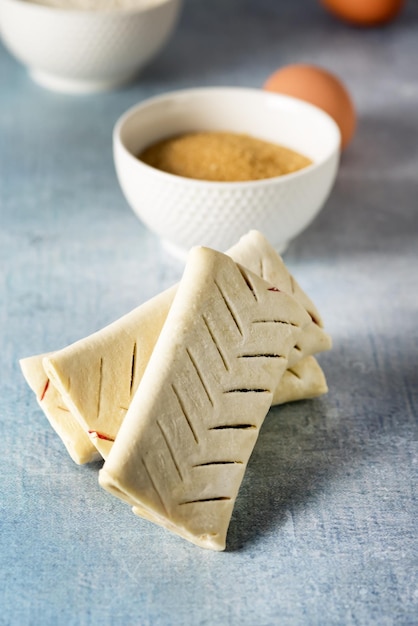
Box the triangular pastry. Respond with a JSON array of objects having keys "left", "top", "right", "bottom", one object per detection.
[
  {"left": 273, "top": 355, "right": 328, "bottom": 405},
  {"left": 40, "top": 288, "right": 175, "bottom": 460},
  {"left": 228, "top": 231, "right": 331, "bottom": 364},
  {"left": 20, "top": 354, "right": 99, "bottom": 464},
  {"left": 21, "top": 231, "right": 331, "bottom": 462},
  {"left": 99, "top": 247, "right": 312, "bottom": 550}
]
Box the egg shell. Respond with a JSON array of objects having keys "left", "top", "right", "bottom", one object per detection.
[
  {"left": 263, "top": 64, "right": 356, "bottom": 150},
  {"left": 320, "top": 0, "right": 405, "bottom": 27}
]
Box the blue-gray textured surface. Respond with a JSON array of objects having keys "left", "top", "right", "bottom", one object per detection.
[{"left": 1, "top": 1, "right": 417, "bottom": 624}]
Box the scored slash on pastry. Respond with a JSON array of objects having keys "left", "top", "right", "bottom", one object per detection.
[
  {"left": 20, "top": 231, "right": 331, "bottom": 465},
  {"left": 99, "top": 247, "right": 313, "bottom": 551}
]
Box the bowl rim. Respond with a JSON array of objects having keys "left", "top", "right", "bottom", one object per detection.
[
  {"left": 0, "top": 0, "right": 178, "bottom": 16},
  {"left": 113, "top": 86, "right": 341, "bottom": 190}
]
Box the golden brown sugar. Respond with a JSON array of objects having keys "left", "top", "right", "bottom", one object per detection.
[{"left": 138, "top": 131, "right": 313, "bottom": 182}]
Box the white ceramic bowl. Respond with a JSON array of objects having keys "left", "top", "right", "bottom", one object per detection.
[
  {"left": 113, "top": 87, "right": 341, "bottom": 258},
  {"left": 0, "top": 0, "right": 182, "bottom": 93}
]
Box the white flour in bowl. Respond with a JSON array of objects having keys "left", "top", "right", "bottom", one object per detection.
[{"left": 25, "top": 0, "right": 162, "bottom": 10}]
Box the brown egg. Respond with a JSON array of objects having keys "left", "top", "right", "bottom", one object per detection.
[
  {"left": 320, "top": 0, "right": 405, "bottom": 27},
  {"left": 263, "top": 64, "right": 356, "bottom": 150}
]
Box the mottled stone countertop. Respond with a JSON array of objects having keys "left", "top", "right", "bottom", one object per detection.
[{"left": 1, "top": 1, "right": 417, "bottom": 624}]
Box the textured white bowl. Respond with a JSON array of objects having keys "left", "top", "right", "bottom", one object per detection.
[
  {"left": 113, "top": 87, "right": 341, "bottom": 258},
  {"left": 0, "top": 0, "right": 182, "bottom": 93}
]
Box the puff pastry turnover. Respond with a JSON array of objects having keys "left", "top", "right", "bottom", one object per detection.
[
  {"left": 99, "top": 247, "right": 312, "bottom": 550},
  {"left": 21, "top": 231, "right": 330, "bottom": 463}
]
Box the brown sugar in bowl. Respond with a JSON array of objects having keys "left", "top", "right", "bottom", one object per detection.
[
  {"left": 138, "top": 131, "right": 313, "bottom": 182},
  {"left": 113, "top": 87, "right": 341, "bottom": 259}
]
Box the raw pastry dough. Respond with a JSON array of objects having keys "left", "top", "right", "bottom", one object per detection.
[
  {"left": 228, "top": 231, "right": 331, "bottom": 364},
  {"left": 41, "top": 288, "right": 175, "bottom": 459},
  {"left": 99, "top": 247, "right": 313, "bottom": 550},
  {"left": 20, "top": 354, "right": 99, "bottom": 464},
  {"left": 273, "top": 355, "right": 328, "bottom": 406},
  {"left": 21, "top": 231, "right": 331, "bottom": 462}
]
